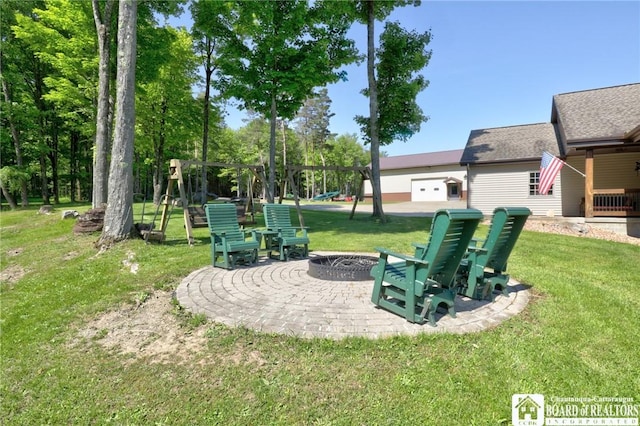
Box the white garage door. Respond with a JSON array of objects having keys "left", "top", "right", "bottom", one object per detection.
[{"left": 411, "top": 179, "right": 447, "bottom": 201}]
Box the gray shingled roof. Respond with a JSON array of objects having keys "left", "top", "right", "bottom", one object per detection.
[
  {"left": 378, "top": 149, "right": 463, "bottom": 170},
  {"left": 552, "top": 83, "right": 640, "bottom": 144},
  {"left": 460, "top": 123, "right": 559, "bottom": 165},
  {"left": 460, "top": 83, "right": 640, "bottom": 164}
]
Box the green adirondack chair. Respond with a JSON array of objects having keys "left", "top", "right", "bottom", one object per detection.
[
  {"left": 456, "top": 206, "right": 531, "bottom": 300},
  {"left": 370, "top": 209, "right": 483, "bottom": 326},
  {"left": 262, "top": 204, "right": 309, "bottom": 261},
  {"left": 205, "top": 203, "right": 259, "bottom": 270}
]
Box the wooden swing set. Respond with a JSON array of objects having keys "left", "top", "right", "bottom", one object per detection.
[
  {"left": 144, "top": 159, "right": 266, "bottom": 245},
  {"left": 142, "top": 160, "right": 371, "bottom": 245}
]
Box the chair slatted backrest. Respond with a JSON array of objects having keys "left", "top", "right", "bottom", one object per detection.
[
  {"left": 205, "top": 203, "right": 244, "bottom": 244},
  {"left": 416, "top": 209, "right": 484, "bottom": 286},
  {"left": 480, "top": 207, "right": 531, "bottom": 273},
  {"left": 263, "top": 204, "right": 296, "bottom": 238}
]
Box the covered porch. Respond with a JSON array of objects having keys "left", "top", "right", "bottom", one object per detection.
[
  {"left": 581, "top": 188, "right": 640, "bottom": 217},
  {"left": 578, "top": 125, "right": 640, "bottom": 219}
]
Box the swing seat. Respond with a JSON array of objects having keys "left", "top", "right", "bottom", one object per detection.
[
  {"left": 205, "top": 203, "right": 259, "bottom": 270},
  {"left": 187, "top": 206, "right": 209, "bottom": 228}
]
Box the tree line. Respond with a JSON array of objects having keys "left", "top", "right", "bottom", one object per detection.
[{"left": 1, "top": 0, "right": 431, "bottom": 243}]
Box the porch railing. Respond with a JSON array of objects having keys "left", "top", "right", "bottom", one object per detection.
[{"left": 591, "top": 188, "right": 640, "bottom": 217}]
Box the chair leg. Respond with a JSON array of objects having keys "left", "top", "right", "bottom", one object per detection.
[
  {"left": 425, "top": 290, "right": 456, "bottom": 326},
  {"left": 426, "top": 302, "right": 437, "bottom": 327},
  {"left": 481, "top": 282, "right": 494, "bottom": 301}
]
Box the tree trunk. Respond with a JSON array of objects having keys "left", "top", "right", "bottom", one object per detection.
[
  {"left": 48, "top": 122, "right": 60, "bottom": 204},
  {"left": 39, "top": 152, "right": 49, "bottom": 205},
  {"left": 281, "top": 120, "right": 287, "bottom": 197},
  {"left": 152, "top": 98, "right": 167, "bottom": 205},
  {"left": 304, "top": 137, "right": 310, "bottom": 199},
  {"left": 320, "top": 152, "right": 327, "bottom": 194},
  {"left": 1, "top": 78, "right": 29, "bottom": 207},
  {"left": 92, "top": 0, "right": 115, "bottom": 208},
  {"left": 69, "top": 130, "right": 79, "bottom": 202},
  {"left": 366, "top": 0, "right": 386, "bottom": 222},
  {"left": 0, "top": 179, "right": 18, "bottom": 210},
  {"left": 99, "top": 0, "right": 137, "bottom": 246},
  {"left": 267, "top": 94, "right": 277, "bottom": 203},
  {"left": 201, "top": 36, "right": 214, "bottom": 205},
  {"left": 33, "top": 58, "right": 50, "bottom": 205}
]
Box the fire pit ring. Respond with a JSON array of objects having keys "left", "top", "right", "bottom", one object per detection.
[{"left": 308, "top": 255, "right": 378, "bottom": 281}]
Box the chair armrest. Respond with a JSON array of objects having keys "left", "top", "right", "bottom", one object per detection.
[
  {"left": 466, "top": 246, "right": 488, "bottom": 254},
  {"left": 374, "top": 247, "right": 429, "bottom": 266},
  {"left": 468, "top": 237, "right": 485, "bottom": 248},
  {"left": 276, "top": 226, "right": 308, "bottom": 236}
]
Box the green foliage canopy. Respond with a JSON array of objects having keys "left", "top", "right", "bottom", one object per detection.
[{"left": 356, "top": 21, "right": 432, "bottom": 146}]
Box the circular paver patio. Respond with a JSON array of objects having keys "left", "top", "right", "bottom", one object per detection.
[{"left": 176, "top": 252, "right": 530, "bottom": 340}]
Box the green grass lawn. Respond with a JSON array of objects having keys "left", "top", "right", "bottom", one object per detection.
[{"left": 1, "top": 203, "right": 639, "bottom": 425}]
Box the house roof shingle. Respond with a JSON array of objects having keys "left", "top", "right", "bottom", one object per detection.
[
  {"left": 552, "top": 83, "right": 640, "bottom": 144},
  {"left": 378, "top": 149, "right": 464, "bottom": 170},
  {"left": 461, "top": 83, "right": 640, "bottom": 165},
  {"left": 460, "top": 123, "right": 559, "bottom": 165}
]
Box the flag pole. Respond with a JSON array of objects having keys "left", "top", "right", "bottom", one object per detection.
[{"left": 544, "top": 151, "right": 586, "bottom": 178}]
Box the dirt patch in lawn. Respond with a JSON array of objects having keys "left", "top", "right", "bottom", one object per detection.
[
  {"left": 0, "top": 264, "right": 27, "bottom": 286},
  {"left": 75, "top": 291, "right": 210, "bottom": 365}
]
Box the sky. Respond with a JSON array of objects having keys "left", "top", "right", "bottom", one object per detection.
[{"left": 170, "top": 1, "right": 640, "bottom": 157}]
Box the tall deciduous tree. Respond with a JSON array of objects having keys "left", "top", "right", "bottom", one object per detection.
[
  {"left": 193, "top": 0, "right": 357, "bottom": 202},
  {"left": 12, "top": 0, "right": 109, "bottom": 204},
  {"left": 91, "top": 0, "right": 115, "bottom": 208},
  {"left": 357, "top": 21, "right": 431, "bottom": 146},
  {"left": 351, "top": 0, "right": 421, "bottom": 222},
  {"left": 295, "top": 89, "right": 334, "bottom": 197},
  {"left": 136, "top": 27, "right": 200, "bottom": 205},
  {"left": 324, "top": 133, "right": 370, "bottom": 196},
  {"left": 191, "top": 1, "right": 226, "bottom": 205},
  {"left": 1, "top": 0, "right": 35, "bottom": 207},
  {"left": 99, "top": 0, "right": 137, "bottom": 245}
]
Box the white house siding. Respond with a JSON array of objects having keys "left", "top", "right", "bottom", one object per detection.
[
  {"left": 364, "top": 166, "right": 467, "bottom": 202},
  {"left": 468, "top": 162, "right": 563, "bottom": 216},
  {"left": 560, "top": 156, "right": 585, "bottom": 216},
  {"left": 561, "top": 152, "right": 639, "bottom": 216},
  {"left": 591, "top": 152, "right": 639, "bottom": 189}
]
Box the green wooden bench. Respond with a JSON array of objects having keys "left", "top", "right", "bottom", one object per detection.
[
  {"left": 262, "top": 203, "right": 309, "bottom": 261},
  {"left": 456, "top": 206, "right": 531, "bottom": 300},
  {"left": 370, "top": 209, "right": 483, "bottom": 326},
  {"left": 205, "top": 203, "right": 259, "bottom": 270}
]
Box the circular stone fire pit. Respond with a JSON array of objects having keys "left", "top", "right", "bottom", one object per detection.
[{"left": 308, "top": 255, "right": 378, "bottom": 281}]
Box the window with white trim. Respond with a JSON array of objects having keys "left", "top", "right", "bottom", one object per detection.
[{"left": 529, "top": 172, "right": 553, "bottom": 195}]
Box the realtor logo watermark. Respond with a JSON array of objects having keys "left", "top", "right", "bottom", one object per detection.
[{"left": 512, "top": 394, "right": 639, "bottom": 426}]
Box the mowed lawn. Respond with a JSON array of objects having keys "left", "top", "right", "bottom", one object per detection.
[{"left": 1, "top": 203, "right": 638, "bottom": 425}]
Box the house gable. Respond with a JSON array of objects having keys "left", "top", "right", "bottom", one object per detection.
[{"left": 551, "top": 83, "right": 640, "bottom": 150}]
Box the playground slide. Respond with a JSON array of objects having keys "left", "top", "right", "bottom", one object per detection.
[{"left": 312, "top": 191, "right": 341, "bottom": 201}]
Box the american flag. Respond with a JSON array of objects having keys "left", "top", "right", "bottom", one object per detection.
[{"left": 538, "top": 151, "right": 564, "bottom": 195}]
